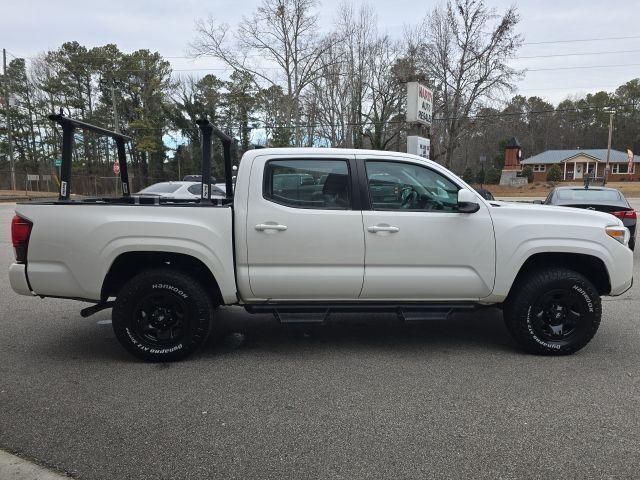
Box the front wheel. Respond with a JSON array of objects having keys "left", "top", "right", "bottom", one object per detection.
[
  {"left": 112, "top": 269, "right": 214, "bottom": 361},
  {"left": 504, "top": 268, "right": 601, "bottom": 355}
]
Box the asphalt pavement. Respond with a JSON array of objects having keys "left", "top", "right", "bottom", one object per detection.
[{"left": 1, "top": 201, "right": 639, "bottom": 480}]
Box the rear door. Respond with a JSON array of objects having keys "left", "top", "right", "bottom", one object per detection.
[
  {"left": 358, "top": 155, "right": 496, "bottom": 301},
  {"left": 245, "top": 154, "right": 365, "bottom": 300}
]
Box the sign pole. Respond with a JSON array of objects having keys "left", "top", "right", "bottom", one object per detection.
[
  {"left": 3, "top": 48, "right": 16, "bottom": 191},
  {"left": 604, "top": 112, "right": 613, "bottom": 186}
]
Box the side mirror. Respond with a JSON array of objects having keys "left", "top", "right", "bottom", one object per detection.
[{"left": 458, "top": 188, "right": 480, "bottom": 213}]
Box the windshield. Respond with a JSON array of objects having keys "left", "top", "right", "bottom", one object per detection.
[
  {"left": 556, "top": 189, "right": 622, "bottom": 202},
  {"left": 139, "top": 183, "right": 182, "bottom": 194}
]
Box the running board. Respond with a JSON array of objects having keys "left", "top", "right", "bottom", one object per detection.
[
  {"left": 80, "top": 301, "right": 115, "bottom": 318},
  {"left": 245, "top": 303, "right": 476, "bottom": 324}
]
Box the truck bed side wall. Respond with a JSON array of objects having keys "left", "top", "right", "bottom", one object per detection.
[{"left": 16, "top": 204, "right": 236, "bottom": 304}]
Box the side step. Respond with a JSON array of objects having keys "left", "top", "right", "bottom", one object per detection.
[{"left": 245, "top": 303, "right": 476, "bottom": 325}]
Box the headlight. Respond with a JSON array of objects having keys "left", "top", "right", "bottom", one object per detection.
[{"left": 605, "top": 225, "right": 630, "bottom": 245}]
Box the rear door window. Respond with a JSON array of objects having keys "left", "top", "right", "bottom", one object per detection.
[{"left": 264, "top": 160, "right": 351, "bottom": 209}]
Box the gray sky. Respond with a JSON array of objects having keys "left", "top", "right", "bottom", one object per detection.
[{"left": 2, "top": 0, "right": 640, "bottom": 104}]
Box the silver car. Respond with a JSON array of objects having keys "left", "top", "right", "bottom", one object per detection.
[{"left": 137, "top": 181, "right": 226, "bottom": 199}]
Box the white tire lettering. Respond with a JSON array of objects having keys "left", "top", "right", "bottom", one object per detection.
[
  {"left": 151, "top": 283, "right": 189, "bottom": 299},
  {"left": 572, "top": 285, "right": 594, "bottom": 313}
]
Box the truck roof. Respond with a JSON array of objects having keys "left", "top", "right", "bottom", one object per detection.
[{"left": 242, "top": 147, "right": 429, "bottom": 162}]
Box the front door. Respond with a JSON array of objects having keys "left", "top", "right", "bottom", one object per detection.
[
  {"left": 574, "top": 163, "right": 583, "bottom": 179},
  {"left": 358, "top": 156, "right": 496, "bottom": 301},
  {"left": 246, "top": 155, "right": 365, "bottom": 300}
]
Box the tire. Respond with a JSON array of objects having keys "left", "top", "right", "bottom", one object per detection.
[
  {"left": 504, "top": 268, "right": 601, "bottom": 355},
  {"left": 112, "top": 269, "right": 214, "bottom": 361}
]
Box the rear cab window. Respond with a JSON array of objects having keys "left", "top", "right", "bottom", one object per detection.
[{"left": 264, "top": 159, "right": 352, "bottom": 209}]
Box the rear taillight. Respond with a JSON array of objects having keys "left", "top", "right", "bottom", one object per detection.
[
  {"left": 612, "top": 210, "right": 637, "bottom": 220},
  {"left": 11, "top": 215, "right": 33, "bottom": 264}
]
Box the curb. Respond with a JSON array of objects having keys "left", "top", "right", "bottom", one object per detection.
[{"left": 0, "top": 450, "right": 72, "bottom": 480}]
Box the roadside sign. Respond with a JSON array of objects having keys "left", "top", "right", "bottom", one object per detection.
[
  {"left": 406, "top": 82, "right": 433, "bottom": 125},
  {"left": 113, "top": 162, "right": 120, "bottom": 175},
  {"left": 54, "top": 158, "right": 61, "bottom": 167},
  {"left": 407, "top": 135, "right": 430, "bottom": 159}
]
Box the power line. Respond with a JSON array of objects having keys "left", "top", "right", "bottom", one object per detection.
[
  {"left": 95, "top": 61, "right": 640, "bottom": 75},
  {"left": 11, "top": 34, "right": 640, "bottom": 60},
  {"left": 516, "top": 85, "right": 618, "bottom": 91},
  {"left": 526, "top": 63, "right": 640, "bottom": 72},
  {"left": 514, "top": 49, "right": 640, "bottom": 60},
  {"left": 523, "top": 35, "right": 640, "bottom": 45},
  {"left": 82, "top": 101, "right": 638, "bottom": 133}
]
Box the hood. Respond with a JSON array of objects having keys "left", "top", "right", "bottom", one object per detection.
[{"left": 488, "top": 200, "right": 624, "bottom": 227}]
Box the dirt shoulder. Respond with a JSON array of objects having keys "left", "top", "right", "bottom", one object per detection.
[{"left": 0, "top": 190, "right": 58, "bottom": 202}]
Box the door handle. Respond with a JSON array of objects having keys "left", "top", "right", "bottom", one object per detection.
[
  {"left": 367, "top": 225, "right": 400, "bottom": 233},
  {"left": 255, "top": 223, "right": 288, "bottom": 231}
]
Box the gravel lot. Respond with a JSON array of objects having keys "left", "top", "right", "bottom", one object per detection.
[{"left": 1, "top": 201, "right": 639, "bottom": 480}]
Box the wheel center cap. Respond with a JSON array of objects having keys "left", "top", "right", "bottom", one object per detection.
[
  {"left": 151, "top": 307, "right": 173, "bottom": 328},
  {"left": 550, "top": 305, "right": 565, "bottom": 323}
]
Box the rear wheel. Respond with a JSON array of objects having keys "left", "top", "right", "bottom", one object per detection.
[
  {"left": 504, "top": 268, "right": 601, "bottom": 355},
  {"left": 112, "top": 269, "right": 213, "bottom": 361}
]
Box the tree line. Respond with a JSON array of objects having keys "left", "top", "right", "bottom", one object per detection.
[{"left": 1, "top": 0, "right": 639, "bottom": 190}]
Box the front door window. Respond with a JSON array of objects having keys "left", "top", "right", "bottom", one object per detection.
[{"left": 365, "top": 161, "right": 459, "bottom": 211}]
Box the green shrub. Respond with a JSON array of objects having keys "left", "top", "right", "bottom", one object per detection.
[
  {"left": 485, "top": 167, "right": 501, "bottom": 184},
  {"left": 546, "top": 164, "right": 562, "bottom": 183},
  {"left": 521, "top": 166, "right": 533, "bottom": 183}
]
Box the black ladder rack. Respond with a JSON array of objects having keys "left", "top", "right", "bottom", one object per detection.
[
  {"left": 196, "top": 118, "right": 234, "bottom": 202},
  {"left": 49, "top": 112, "right": 132, "bottom": 201},
  {"left": 48, "top": 112, "right": 235, "bottom": 204}
]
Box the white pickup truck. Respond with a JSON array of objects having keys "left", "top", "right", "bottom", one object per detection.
[{"left": 8, "top": 116, "right": 634, "bottom": 361}]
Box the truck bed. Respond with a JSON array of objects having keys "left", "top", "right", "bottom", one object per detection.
[{"left": 15, "top": 201, "right": 236, "bottom": 304}]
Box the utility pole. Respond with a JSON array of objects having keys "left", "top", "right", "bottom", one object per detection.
[
  {"left": 108, "top": 78, "right": 120, "bottom": 133},
  {"left": 2, "top": 48, "right": 16, "bottom": 191},
  {"left": 100, "top": 76, "right": 120, "bottom": 133},
  {"left": 604, "top": 111, "right": 613, "bottom": 186}
]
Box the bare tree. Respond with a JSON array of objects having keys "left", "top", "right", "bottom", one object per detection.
[
  {"left": 191, "top": 0, "right": 337, "bottom": 146},
  {"left": 362, "top": 36, "right": 405, "bottom": 150},
  {"left": 409, "top": 0, "right": 523, "bottom": 167},
  {"left": 307, "top": 2, "right": 371, "bottom": 147},
  {"left": 307, "top": 2, "right": 401, "bottom": 149}
]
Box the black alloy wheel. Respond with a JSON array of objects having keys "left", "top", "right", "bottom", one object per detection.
[
  {"left": 504, "top": 268, "right": 601, "bottom": 355},
  {"left": 112, "top": 269, "right": 214, "bottom": 361}
]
